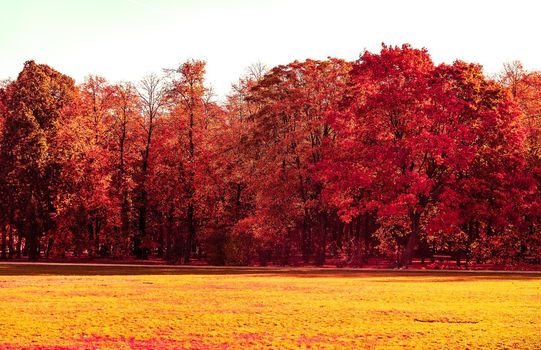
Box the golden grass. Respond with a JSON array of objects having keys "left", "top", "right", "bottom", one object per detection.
[{"left": 0, "top": 265, "right": 539, "bottom": 349}]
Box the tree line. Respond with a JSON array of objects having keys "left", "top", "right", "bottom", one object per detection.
[{"left": 0, "top": 44, "right": 539, "bottom": 266}]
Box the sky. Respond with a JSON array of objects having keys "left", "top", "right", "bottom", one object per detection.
[{"left": 1, "top": 0, "right": 540, "bottom": 100}]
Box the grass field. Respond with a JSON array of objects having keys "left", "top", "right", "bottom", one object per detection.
[{"left": 0, "top": 264, "right": 539, "bottom": 349}]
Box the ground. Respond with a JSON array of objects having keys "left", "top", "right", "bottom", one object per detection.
[{"left": 0, "top": 264, "right": 539, "bottom": 349}]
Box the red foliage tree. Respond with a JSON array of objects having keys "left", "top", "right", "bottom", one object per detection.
[
  {"left": 244, "top": 58, "right": 352, "bottom": 265},
  {"left": 322, "top": 45, "right": 530, "bottom": 266}
]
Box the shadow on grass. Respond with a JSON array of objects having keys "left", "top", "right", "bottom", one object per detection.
[{"left": 0, "top": 263, "right": 540, "bottom": 280}]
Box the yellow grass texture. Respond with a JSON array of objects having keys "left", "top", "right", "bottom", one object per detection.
[{"left": 0, "top": 265, "right": 539, "bottom": 349}]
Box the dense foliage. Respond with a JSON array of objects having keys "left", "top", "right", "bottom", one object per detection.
[{"left": 1, "top": 45, "right": 539, "bottom": 266}]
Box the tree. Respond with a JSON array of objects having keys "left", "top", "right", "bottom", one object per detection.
[
  {"left": 109, "top": 82, "right": 141, "bottom": 257},
  {"left": 165, "top": 59, "right": 213, "bottom": 263},
  {"left": 74, "top": 75, "right": 116, "bottom": 258},
  {"left": 323, "top": 45, "right": 529, "bottom": 266},
  {"left": 0, "top": 61, "right": 76, "bottom": 260},
  {"left": 0, "top": 80, "right": 9, "bottom": 259},
  {"left": 134, "top": 73, "right": 167, "bottom": 259},
  {"left": 244, "top": 58, "right": 352, "bottom": 265},
  {"left": 54, "top": 77, "right": 141, "bottom": 259},
  {"left": 498, "top": 62, "right": 541, "bottom": 261}
]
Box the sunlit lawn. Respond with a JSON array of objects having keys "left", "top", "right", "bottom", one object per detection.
[{"left": 0, "top": 264, "right": 539, "bottom": 349}]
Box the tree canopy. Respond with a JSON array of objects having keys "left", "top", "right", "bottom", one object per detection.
[{"left": 0, "top": 46, "right": 540, "bottom": 267}]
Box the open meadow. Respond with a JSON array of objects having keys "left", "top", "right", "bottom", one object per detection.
[{"left": 0, "top": 264, "right": 539, "bottom": 349}]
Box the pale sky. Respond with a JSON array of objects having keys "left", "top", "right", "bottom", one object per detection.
[{"left": 1, "top": 0, "right": 540, "bottom": 100}]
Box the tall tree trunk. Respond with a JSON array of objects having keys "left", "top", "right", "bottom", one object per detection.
[
  {"left": 118, "top": 120, "right": 130, "bottom": 258},
  {"left": 315, "top": 213, "right": 327, "bottom": 266},
  {"left": 351, "top": 216, "right": 361, "bottom": 265},
  {"left": 16, "top": 225, "right": 22, "bottom": 259},
  {"left": 136, "top": 171, "right": 149, "bottom": 259},
  {"left": 164, "top": 204, "right": 174, "bottom": 262},
  {"left": 27, "top": 222, "right": 40, "bottom": 262},
  {"left": 184, "top": 203, "right": 196, "bottom": 263},
  {"left": 157, "top": 216, "right": 164, "bottom": 259},
  {"left": 1, "top": 225, "right": 6, "bottom": 260},
  {"left": 8, "top": 225, "right": 14, "bottom": 259},
  {"left": 136, "top": 121, "right": 152, "bottom": 260},
  {"left": 363, "top": 214, "right": 370, "bottom": 262},
  {"left": 279, "top": 231, "right": 290, "bottom": 266},
  {"left": 136, "top": 195, "right": 148, "bottom": 259},
  {"left": 400, "top": 211, "right": 420, "bottom": 267},
  {"left": 87, "top": 221, "right": 94, "bottom": 259},
  {"left": 301, "top": 219, "right": 311, "bottom": 263},
  {"left": 183, "top": 106, "right": 197, "bottom": 264},
  {"left": 465, "top": 220, "right": 479, "bottom": 266},
  {"left": 45, "top": 237, "right": 54, "bottom": 258},
  {"left": 95, "top": 219, "right": 101, "bottom": 257}
]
